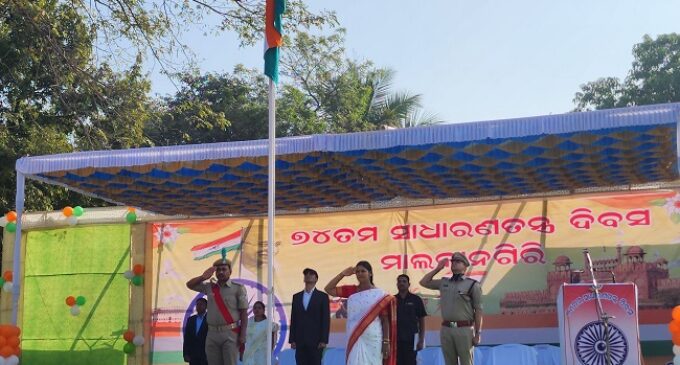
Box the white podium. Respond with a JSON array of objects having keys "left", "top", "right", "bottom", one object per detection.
[{"left": 557, "top": 283, "right": 641, "bottom": 365}]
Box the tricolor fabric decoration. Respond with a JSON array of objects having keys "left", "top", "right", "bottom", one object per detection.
[
  {"left": 3, "top": 211, "right": 17, "bottom": 233},
  {"left": 125, "top": 207, "right": 137, "bottom": 223},
  {"left": 123, "top": 329, "right": 144, "bottom": 354},
  {"left": 0, "top": 271, "right": 13, "bottom": 293},
  {"left": 190, "top": 229, "right": 243, "bottom": 260},
  {"left": 62, "top": 206, "right": 84, "bottom": 226},
  {"left": 65, "top": 295, "right": 86, "bottom": 316},
  {"left": 264, "top": 0, "right": 286, "bottom": 83},
  {"left": 124, "top": 264, "right": 145, "bottom": 286}
]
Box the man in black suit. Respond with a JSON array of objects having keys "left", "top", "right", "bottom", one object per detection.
[
  {"left": 289, "top": 268, "right": 330, "bottom": 365},
  {"left": 183, "top": 297, "right": 209, "bottom": 365}
]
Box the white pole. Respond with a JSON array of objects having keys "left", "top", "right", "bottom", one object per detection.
[
  {"left": 266, "top": 78, "right": 276, "bottom": 365},
  {"left": 11, "top": 172, "right": 25, "bottom": 325}
]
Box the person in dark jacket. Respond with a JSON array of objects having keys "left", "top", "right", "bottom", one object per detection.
[
  {"left": 395, "top": 274, "right": 427, "bottom": 365},
  {"left": 289, "top": 268, "right": 331, "bottom": 365},
  {"left": 183, "top": 298, "right": 209, "bottom": 365}
]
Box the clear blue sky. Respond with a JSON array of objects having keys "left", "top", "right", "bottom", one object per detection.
[{"left": 150, "top": 0, "right": 680, "bottom": 124}]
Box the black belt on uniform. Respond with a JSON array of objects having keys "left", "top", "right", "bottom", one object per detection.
[{"left": 441, "top": 320, "right": 474, "bottom": 328}]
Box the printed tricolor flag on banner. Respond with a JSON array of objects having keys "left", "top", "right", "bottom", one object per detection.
[
  {"left": 264, "top": 0, "right": 286, "bottom": 83},
  {"left": 190, "top": 229, "right": 243, "bottom": 260}
]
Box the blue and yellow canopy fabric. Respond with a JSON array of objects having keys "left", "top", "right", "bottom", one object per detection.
[{"left": 16, "top": 103, "right": 680, "bottom": 216}]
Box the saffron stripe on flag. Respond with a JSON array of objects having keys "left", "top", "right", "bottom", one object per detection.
[
  {"left": 190, "top": 229, "right": 242, "bottom": 260},
  {"left": 265, "top": 0, "right": 283, "bottom": 48}
]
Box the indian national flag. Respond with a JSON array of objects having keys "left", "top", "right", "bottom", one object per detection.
[
  {"left": 190, "top": 229, "right": 243, "bottom": 260},
  {"left": 264, "top": 0, "right": 285, "bottom": 83}
]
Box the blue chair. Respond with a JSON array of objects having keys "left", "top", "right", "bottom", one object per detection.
[
  {"left": 278, "top": 348, "right": 296, "bottom": 365},
  {"left": 533, "top": 344, "right": 560, "bottom": 365},
  {"left": 417, "top": 347, "right": 445, "bottom": 365},
  {"left": 322, "top": 347, "right": 345, "bottom": 365},
  {"left": 487, "top": 344, "right": 538, "bottom": 365}
]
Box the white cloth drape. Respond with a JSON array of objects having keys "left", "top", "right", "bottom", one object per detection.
[{"left": 345, "top": 288, "right": 385, "bottom": 365}]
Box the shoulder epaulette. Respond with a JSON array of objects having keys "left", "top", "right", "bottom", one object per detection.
[{"left": 464, "top": 278, "right": 478, "bottom": 297}]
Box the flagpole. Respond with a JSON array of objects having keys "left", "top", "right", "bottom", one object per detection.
[
  {"left": 11, "top": 172, "right": 25, "bottom": 325},
  {"left": 238, "top": 227, "right": 244, "bottom": 276},
  {"left": 266, "top": 77, "right": 276, "bottom": 365}
]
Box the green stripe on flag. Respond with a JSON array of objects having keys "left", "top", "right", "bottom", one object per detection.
[
  {"left": 274, "top": 0, "right": 285, "bottom": 34},
  {"left": 264, "top": 47, "right": 280, "bottom": 84}
]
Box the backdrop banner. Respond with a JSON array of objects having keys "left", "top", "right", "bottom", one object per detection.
[{"left": 149, "top": 190, "right": 680, "bottom": 364}]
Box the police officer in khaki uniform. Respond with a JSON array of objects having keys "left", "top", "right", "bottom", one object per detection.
[
  {"left": 187, "top": 258, "right": 248, "bottom": 365},
  {"left": 419, "top": 252, "right": 482, "bottom": 365}
]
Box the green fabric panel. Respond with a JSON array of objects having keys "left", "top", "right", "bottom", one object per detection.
[
  {"left": 25, "top": 225, "right": 130, "bottom": 275},
  {"left": 21, "top": 340, "right": 126, "bottom": 365},
  {"left": 22, "top": 225, "right": 131, "bottom": 365},
  {"left": 22, "top": 275, "right": 130, "bottom": 340}
]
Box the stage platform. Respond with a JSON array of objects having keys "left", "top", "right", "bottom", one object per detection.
[{"left": 273, "top": 344, "right": 560, "bottom": 365}]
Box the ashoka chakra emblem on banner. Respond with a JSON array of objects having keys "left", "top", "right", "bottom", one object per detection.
[{"left": 575, "top": 321, "right": 628, "bottom": 365}]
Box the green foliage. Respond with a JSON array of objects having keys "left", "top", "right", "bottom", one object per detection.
[
  {"left": 148, "top": 33, "right": 440, "bottom": 147},
  {"left": 0, "top": 0, "right": 152, "bottom": 212},
  {"left": 0, "top": 0, "right": 433, "bottom": 216},
  {"left": 282, "top": 30, "right": 439, "bottom": 132},
  {"left": 318, "top": 62, "right": 377, "bottom": 132},
  {"left": 574, "top": 34, "right": 680, "bottom": 110},
  {"left": 219, "top": 0, "right": 338, "bottom": 47},
  {"left": 74, "top": 64, "right": 153, "bottom": 150},
  {"left": 49, "top": 0, "right": 337, "bottom": 72},
  {"left": 145, "top": 67, "right": 269, "bottom": 145},
  {"left": 277, "top": 86, "right": 326, "bottom": 136}
]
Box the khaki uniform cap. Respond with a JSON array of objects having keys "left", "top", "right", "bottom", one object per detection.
[
  {"left": 452, "top": 252, "right": 470, "bottom": 267},
  {"left": 212, "top": 258, "right": 232, "bottom": 269}
]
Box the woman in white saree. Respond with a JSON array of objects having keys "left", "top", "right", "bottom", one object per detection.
[
  {"left": 324, "top": 261, "right": 396, "bottom": 365},
  {"left": 241, "top": 301, "right": 279, "bottom": 365}
]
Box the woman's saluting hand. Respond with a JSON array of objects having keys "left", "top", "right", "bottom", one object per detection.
[{"left": 341, "top": 266, "right": 355, "bottom": 277}]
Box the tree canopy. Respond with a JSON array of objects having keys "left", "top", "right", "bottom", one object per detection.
[
  {"left": 146, "top": 30, "right": 438, "bottom": 146},
  {"left": 282, "top": 30, "right": 439, "bottom": 132},
  {"left": 1, "top": 0, "right": 152, "bottom": 211},
  {"left": 0, "top": 1, "right": 435, "bottom": 214},
  {"left": 9, "top": 0, "right": 337, "bottom": 74},
  {"left": 574, "top": 33, "right": 680, "bottom": 110},
  {"left": 5, "top": 2, "right": 678, "bottom": 216}
]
